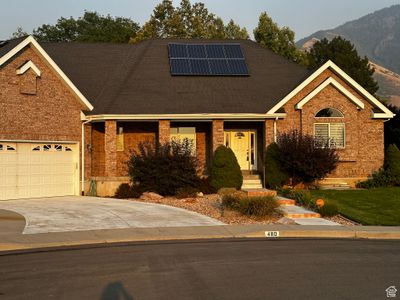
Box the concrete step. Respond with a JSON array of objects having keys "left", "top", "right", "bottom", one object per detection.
[
  {"left": 242, "top": 185, "right": 263, "bottom": 190},
  {"left": 320, "top": 185, "right": 351, "bottom": 190},
  {"left": 242, "top": 188, "right": 277, "bottom": 197},
  {"left": 281, "top": 205, "right": 321, "bottom": 218},
  {"left": 242, "top": 175, "right": 261, "bottom": 180},
  {"left": 291, "top": 218, "right": 340, "bottom": 226},
  {"left": 276, "top": 197, "right": 296, "bottom": 206},
  {"left": 243, "top": 179, "right": 263, "bottom": 184}
]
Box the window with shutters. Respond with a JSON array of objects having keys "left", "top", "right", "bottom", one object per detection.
[{"left": 314, "top": 123, "right": 345, "bottom": 148}]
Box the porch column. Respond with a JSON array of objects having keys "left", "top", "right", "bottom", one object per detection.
[
  {"left": 212, "top": 120, "right": 224, "bottom": 152},
  {"left": 158, "top": 120, "right": 170, "bottom": 144},
  {"left": 104, "top": 120, "right": 117, "bottom": 177},
  {"left": 83, "top": 123, "right": 92, "bottom": 181},
  {"left": 264, "top": 119, "right": 275, "bottom": 147}
]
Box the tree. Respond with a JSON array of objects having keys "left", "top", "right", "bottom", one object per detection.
[
  {"left": 131, "top": 0, "right": 248, "bottom": 43},
  {"left": 277, "top": 130, "right": 339, "bottom": 185},
  {"left": 385, "top": 144, "right": 400, "bottom": 185},
  {"left": 33, "top": 11, "right": 140, "bottom": 43},
  {"left": 10, "top": 27, "right": 28, "bottom": 39},
  {"left": 209, "top": 146, "right": 243, "bottom": 190},
  {"left": 384, "top": 104, "right": 400, "bottom": 150},
  {"left": 253, "top": 12, "right": 307, "bottom": 64},
  {"left": 307, "top": 37, "right": 379, "bottom": 95}
]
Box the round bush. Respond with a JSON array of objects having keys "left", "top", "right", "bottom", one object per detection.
[
  {"left": 265, "top": 143, "right": 289, "bottom": 188},
  {"left": 385, "top": 144, "right": 400, "bottom": 185},
  {"left": 210, "top": 146, "right": 243, "bottom": 190}
]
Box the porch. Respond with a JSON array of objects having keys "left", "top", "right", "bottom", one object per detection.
[{"left": 84, "top": 119, "right": 275, "bottom": 196}]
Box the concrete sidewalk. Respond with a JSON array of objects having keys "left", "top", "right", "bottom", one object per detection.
[{"left": 1, "top": 223, "right": 400, "bottom": 253}]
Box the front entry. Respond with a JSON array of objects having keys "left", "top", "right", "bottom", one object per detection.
[{"left": 224, "top": 130, "right": 257, "bottom": 170}]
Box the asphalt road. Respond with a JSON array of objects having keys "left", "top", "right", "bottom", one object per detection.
[{"left": 0, "top": 239, "right": 399, "bottom": 300}]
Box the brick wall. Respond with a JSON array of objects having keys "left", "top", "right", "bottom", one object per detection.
[
  {"left": 273, "top": 69, "right": 385, "bottom": 178},
  {"left": 0, "top": 46, "right": 82, "bottom": 142},
  {"left": 91, "top": 122, "right": 105, "bottom": 177}
]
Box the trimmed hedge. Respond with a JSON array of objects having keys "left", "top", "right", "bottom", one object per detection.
[
  {"left": 265, "top": 143, "right": 289, "bottom": 188},
  {"left": 222, "top": 194, "right": 280, "bottom": 217},
  {"left": 210, "top": 146, "right": 243, "bottom": 190}
]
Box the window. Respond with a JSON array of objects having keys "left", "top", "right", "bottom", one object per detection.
[
  {"left": 32, "top": 145, "right": 41, "bottom": 151},
  {"left": 54, "top": 145, "right": 62, "bottom": 151},
  {"left": 315, "top": 123, "right": 345, "bottom": 148},
  {"left": 43, "top": 145, "right": 52, "bottom": 151},
  {"left": 315, "top": 108, "right": 344, "bottom": 118},
  {"left": 65, "top": 146, "right": 72, "bottom": 152},
  {"left": 117, "top": 126, "right": 124, "bottom": 152},
  {"left": 170, "top": 127, "right": 196, "bottom": 154}
]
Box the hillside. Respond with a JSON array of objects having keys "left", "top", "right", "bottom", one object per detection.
[
  {"left": 297, "top": 4, "right": 400, "bottom": 106},
  {"left": 297, "top": 5, "right": 400, "bottom": 74}
]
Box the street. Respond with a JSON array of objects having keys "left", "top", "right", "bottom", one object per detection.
[{"left": 0, "top": 239, "right": 399, "bottom": 300}]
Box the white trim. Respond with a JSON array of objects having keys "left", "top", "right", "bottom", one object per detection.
[
  {"left": 84, "top": 113, "right": 287, "bottom": 121},
  {"left": 296, "top": 77, "right": 365, "bottom": 110},
  {"left": 0, "top": 36, "right": 93, "bottom": 111},
  {"left": 314, "top": 122, "right": 346, "bottom": 149},
  {"left": 267, "top": 60, "right": 394, "bottom": 119},
  {"left": 16, "top": 60, "right": 41, "bottom": 77},
  {"left": 0, "top": 139, "right": 78, "bottom": 144}
]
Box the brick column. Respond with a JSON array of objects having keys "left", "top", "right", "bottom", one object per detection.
[
  {"left": 265, "top": 119, "right": 275, "bottom": 147},
  {"left": 158, "top": 120, "right": 170, "bottom": 144},
  {"left": 104, "top": 120, "right": 117, "bottom": 177},
  {"left": 212, "top": 120, "right": 224, "bottom": 152}
]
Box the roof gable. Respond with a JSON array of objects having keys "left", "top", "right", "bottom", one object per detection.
[
  {"left": 0, "top": 36, "right": 93, "bottom": 111},
  {"left": 267, "top": 60, "right": 394, "bottom": 119}
]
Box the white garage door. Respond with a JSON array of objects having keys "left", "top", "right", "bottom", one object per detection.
[{"left": 0, "top": 142, "right": 78, "bottom": 200}]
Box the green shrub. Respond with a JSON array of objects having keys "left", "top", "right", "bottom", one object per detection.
[
  {"left": 222, "top": 194, "right": 280, "bottom": 217},
  {"left": 356, "top": 168, "right": 393, "bottom": 189},
  {"left": 127, "top": 139, "right": 200, "bottom": 196},
  {"left": 197, "top": 177, "right": 217, "bottom": 195},
  {"left": 210, "top": 146, "right": 243, "bottom": 190},
  {"left": 264, "top": 143, "right": 289, "bottom": 188},
  {"left": 239, "top": 196, "right": 280, "bottom": 217},
  {"left": 175, "top": 186, "right": 199, "bottom": 199},
  {"left": 318, "top": 201, "right": 339, "bottom": 217},
  {"left": 114, "top": 183, "right": 142, "bottom": 199},
  {"left": 288, "top": 189, "right": 315, "bottom": 208},
  {"left": 385, "top": 144, "right": 400, "bottom": 185}
]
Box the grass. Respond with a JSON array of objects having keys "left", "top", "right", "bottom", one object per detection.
[{"left": 310, "top": 188, "right": 400, "bottom": 226}]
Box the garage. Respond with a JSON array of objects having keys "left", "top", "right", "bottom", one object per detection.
[{"left": 0, "top": 142, "right": 79, "bottom": 200}]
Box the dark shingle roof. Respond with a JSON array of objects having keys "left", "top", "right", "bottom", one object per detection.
[
  {"left": 0, "top": 36, "right": 28, "bottom": 58},
  {"left": 4, "top": 38, "right": 312, "bottom": 115}
]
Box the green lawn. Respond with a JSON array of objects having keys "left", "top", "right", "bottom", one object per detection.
[{"left": 310, "top": 188, "right": 400, "bottom": 226}]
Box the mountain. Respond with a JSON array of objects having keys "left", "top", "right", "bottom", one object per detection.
[{"left": 297, "top": 5, "right": 400, "bottom": 105}]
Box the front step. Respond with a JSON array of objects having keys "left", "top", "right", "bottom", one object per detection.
[
  {"left": 242, "top": 173, "right": 264, "bottom": 190},
  {"left": 276, "top": 197, "right": 296, "bottom": 206},
  {"left": 282, "top": 205, "right": 321, "bottom": 218},
  {"left": 242, "top": 188, "right": 277, "bottom": 197}
]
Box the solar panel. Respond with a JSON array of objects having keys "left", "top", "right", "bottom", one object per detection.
[
  {"left": 190, "top": 59, "right": 210, "bottom": 75},
  {"left": 168, "top": 43, "right": 249, "bottom": 76},
  {"left": 188, "top": 44, "right": 207, "bottom": 58},
  {"left": 224, "top": 44, "right": 243, "bottom": 58},
  {"left": 228, "top": 59, "right": 248, "bottom": 75},
  {"left": 170, "top": 59, "right": 191, "bottom": 75},
  {"left": 168, "top": 44, "right": 187, "bottom": 58},
  {"left": 205, "top": 45, "right": 225, "bottom": 58}
]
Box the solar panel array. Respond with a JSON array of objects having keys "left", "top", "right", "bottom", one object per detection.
[{"left": 168, "top": 43, "right": 249, "bottom": 76}]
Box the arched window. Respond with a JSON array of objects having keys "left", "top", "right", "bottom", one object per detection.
[{"left": 315, "top": 108, "right": 344, "bottom": 118}]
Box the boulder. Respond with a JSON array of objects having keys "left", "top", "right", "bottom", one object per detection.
[{"left": 140, "top": 192, "right": 164, "bottom": 201}]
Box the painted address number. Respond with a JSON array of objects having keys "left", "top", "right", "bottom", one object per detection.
[{"left": 265, "top": 231, "right": 280, "bottom": 238}]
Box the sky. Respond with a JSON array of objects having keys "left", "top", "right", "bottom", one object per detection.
[{"left": 1, "top": 0, "right": 399, "bottom": 41}]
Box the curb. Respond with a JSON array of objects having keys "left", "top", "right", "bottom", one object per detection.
[{"left": 1, "top": 225, "right": 400, "bottom": 254}]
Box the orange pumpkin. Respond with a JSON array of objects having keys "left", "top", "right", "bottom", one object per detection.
[{"left": 316, "top": 199, "right": 325, "bottom": 207}]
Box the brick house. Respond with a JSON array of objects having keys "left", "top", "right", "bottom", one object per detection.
[{"left": 0, "top": 36, "right": 394, "bottom": 199}]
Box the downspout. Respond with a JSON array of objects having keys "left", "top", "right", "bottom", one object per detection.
[
  {"left": 81, "top": 117, "right": 91, "bottom": 195},
  {"left": 273, "top": 117, "right": 278, "bottom": 143}
]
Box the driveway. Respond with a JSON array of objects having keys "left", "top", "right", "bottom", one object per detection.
[{"left": 0, "top": 196, "right": 224, "bottom": 234}]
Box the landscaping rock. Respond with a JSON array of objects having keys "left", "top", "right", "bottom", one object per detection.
[
  {"left": 197, "top": 192, "right": 204, "bottom": 197},
  {"left": 276, "top": 217, "right": 297, "bottom": 225},
  {"left": 140, "top": 192, "right": 164, "bottom": 201}
]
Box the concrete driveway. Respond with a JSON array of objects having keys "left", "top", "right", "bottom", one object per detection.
[{"left": 0, "top": 196, "right": 224, "bottom": 234}]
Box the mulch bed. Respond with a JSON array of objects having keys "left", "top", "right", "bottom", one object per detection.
[{"left": 132, "top": 194, "right": 281, "bottom": 225}]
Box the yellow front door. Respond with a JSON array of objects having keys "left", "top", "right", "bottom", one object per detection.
[{"left": 224, "top": 130, "right": 257, "bottom": 170}]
